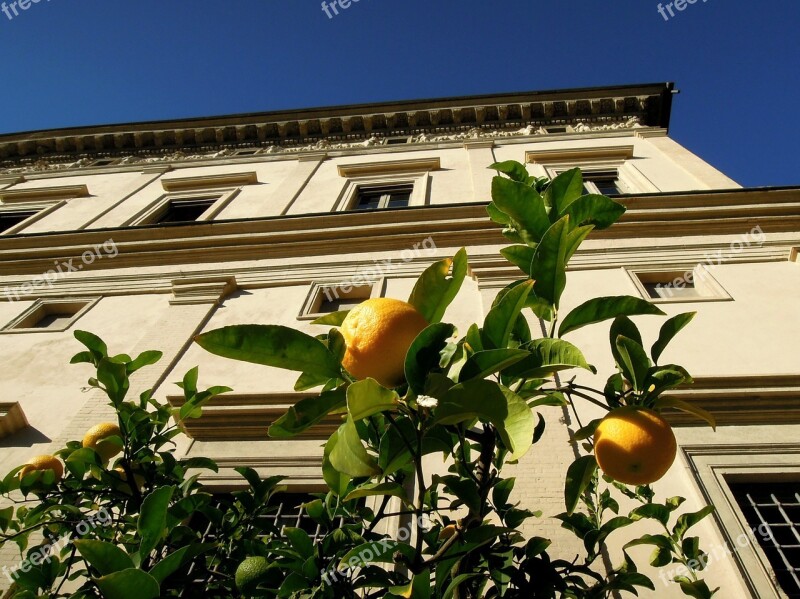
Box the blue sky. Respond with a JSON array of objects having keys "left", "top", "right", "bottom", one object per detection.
[{"left": 0, "top": 0, "right": 797, "bottom": 186}]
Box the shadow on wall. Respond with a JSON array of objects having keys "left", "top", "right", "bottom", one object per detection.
[{"left": 0, "top": 427, "right": 50, "bottom": 449}]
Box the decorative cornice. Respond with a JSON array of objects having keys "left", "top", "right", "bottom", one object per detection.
[
  {"left": 168, "top": 393, "right": 341, "bottom": 440},
  {"left": 0, "top": 402, "right": 28, "bottom": 439},
  {"left": 161, "top": 171, "right": 258, "bottom": 192},
  {"left": 0, "top": 184, "right": 90, "bottom": 203},
  {"left": 662, "top": 375, "right": 800, "bottom": 426},
  {"left": 337, "top": 157, "right": 440, "bottom": 178},
  {"left": 0, "top": 83, "right": 672, "bottom": 175}
]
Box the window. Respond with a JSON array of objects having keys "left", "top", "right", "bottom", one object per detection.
[
  {"left": 0, "top": 402, "right": 27, "bottom": 439},
  {"left": 626, "top": 267, "right": 732, "bottom": 303},
  {"left": 731, "top": 482, "right": 800, "bottom": 598},
  {"left": 157, "top": 198, "right": 217, "bottom": 224},
  {"left": 351, "top": 184, "right": 413, "bottom": 211},
  {"left": 385, "top": 136, "right": 412, "bottom": 145},
  {"left": 1, "top": 298, "right": 97, "bottom": 333},
  {"left": 583, "top": 169, "right": 626, "bottom": 196},
  {"left": 0, "top": 209, "right": 37, "bottom": 234},
  {"left": 298, "top": 282, "right": 380, "bottom": 320}
]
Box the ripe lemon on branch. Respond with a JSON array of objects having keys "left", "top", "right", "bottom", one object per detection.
[
  {"left": 594, "top": 406, "right": 677, "bottom": 486},
  {"left": 82, "top": 422, "right": 123, "bottom": 462},
  {"left": 340, "top": 298, "right": 428, "bottom": 388},
  {"left": 19, "top": 455, "right": 64, "bottom": 482}
]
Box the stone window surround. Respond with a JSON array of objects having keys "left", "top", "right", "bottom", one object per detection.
[
  {"left": 122, "top": 187, "right": 242, "bottom": 227},
  {"left": 624, "top": 266, "right": 733, "bottom": 304},
  {"left": 0, "top": 184, "right": 91, "bottom": 236},
  {"left": 0, "top": 297, "right": 99, "bottom": 334},
  {"left": 297, "top": 279, "right": 385, "bottom": 320},
  {"left": 683, "top": 444, "right": 800, "bottom": 599},
  {"left": 333, "top": 157, "right": 440, "bottom": 212},
  {"left": 526, "top": 145, "right": 659, "bottom": 195}
]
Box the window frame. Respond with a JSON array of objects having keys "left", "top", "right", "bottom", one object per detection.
[
  {"left": 297, "top": 280, "right": 384, "bottom": 321},
  {"left": 0, "top": 297, "right": 99, "bottom": 334},
  {"left": 684, "top": 444, "right": 800, "bottom": 599},
  {"left": 625, "top": 266, "right": 733, "bottom": 304},
  {"left": 351, "top": 183, "right": 415, "bottom": 211},
  {"left": 125, "top": 188, "right": 241, "bottom": 227},
  {"left": 0, "top": 200, "right": 66, "bottom": 236}
]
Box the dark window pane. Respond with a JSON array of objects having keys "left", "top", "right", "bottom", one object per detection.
[
  {"left": 730, "top": 481, "right": 800, "bottom": 598},
  {"left": 352, "top": 184, "right": 414, "bottom": 211},
  {"left": 33, "top": 313, "right": 75, "bottom": 329},
  {"left": 158, "top": 199, "right": 215, "bottom": 224},
  {"left": 0, "top": 211, "right": 36, "bottom": 233},
  {"left": 354, "top": 190, "right": 383, "bottom": 211}
]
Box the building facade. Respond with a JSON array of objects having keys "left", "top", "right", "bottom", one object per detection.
[{"left": 0, "top": 83, "right": 798, "bottom": 597}]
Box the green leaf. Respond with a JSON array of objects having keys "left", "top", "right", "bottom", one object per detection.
[
  {"left": 629, "top": 503, "right": 672, "bottom": 527},
  {"left": 644, "top": 366, "right": 693, "bottom": 401},
  {"left": 293, "top": 371, "right": 332, "bottom": 391},
  {"left": 347, "top": 379, "right": 399, "bottom": 420},
  {"left": 654, "top": 397, "right": 716, "bottom": 430},
  {"left": 330, "top": 416, "right": 380, "bottom": 478},
  {"left": 74, "top": 330, "right": 108, "bottom": 358},
  {"left": 195, "top": 325, "right": 341, "bottom": 378},
  {"left": 408, "top": 248, "right": 468, "bottom": 324},
  {"left": 149, "top": 543, "right": 214, "bottom": 585},
  {"left": 564, "top": 224, "right": 595, "bottom": 262},
  {"left": 73, "top": 540, "right": 134, "bottom": 576},
  {"left": 490, "top": 160, "right": 531, "bottom": 183},
  {"left": 436, "top": 475, "right": 482, "bottom": 513},
  {"left": 284, "top": 527, "right": 315, "bottom": 559},
  {"left": 491, "top": 176, "right": 550, "bottom": 245},
  {"left": 322, "top": 434, "right": 350, "bottom": 496},
  {"left": 127, "top": 351, "right": 162, "bottom": 374},
  {"left": 442, "top": 574, "right": 484, "bottom": 599},
  {"left": 486, "top": 201, "right": 512, "bottom": 225},
  {"left": 500, "top": 245, "right": 536, "bottom": 276},
  {"left": 565, "top": 455, "right": 597, "bottom": 515},
  {"left": 269, "top": 386, "right": 347, "bottom": 438},
  {"left": 0, "top": 506, "right": 12, "bottom": 532},
  {"left": 531, "top": 216, "right": 570, "bottom": 308},
  {"left": 503, "top": 338, "right": 595, "bottom": 380},
  {"left": 559, "top": 296, "right": 666, "bottom": 337},
  {"left": 544, "top": 168, "right": 584, "bottom": 218},
  {"left": 615, "top": 335, "right": 651, "bottom": 392},
  {"left": 138, "top": 486, "right": 175, "bottom": 562},
  {"left": 560, "top": 194, "right": 626, "bottom": 230},
  {"left": 458, "top": 349, "right": 529, "bottom": 382},
  {"left": 405, "top": 323, "right": 457, "bottom": 393},
  {"left": 610, "top": 316, "right": 642, "bottom": 371},
  {"left": 94, "top": 569, "right": 160, "bottom": 599},
  {"left": 623, "top": 534, "right": 674, "bottom": 567},
  {"left": 97, "top": 358, "right": 130, "bottom": 404},
  {"left": 652, "top": 312, "right": 697, "bottom": 364},
  {"left": 65, "top": 447, "right": 103, "bottom": 478},
  {"left": 673, "top": 505, "right": 716, "bottom": 540},
  {"left": 344, "top": 482, "right": 408, "bottom": 503},
  {"left": 433, "top": 379, "right": 535, "bottom": 461},
  {"left": 676, "top": 579, "right": 718, "bottom": 599},
  {"left": 311, "top": 310, "right": 350, "bottom": 326},
  {"left": 483, "top": 280, "right": 533, "bottom": 349}
]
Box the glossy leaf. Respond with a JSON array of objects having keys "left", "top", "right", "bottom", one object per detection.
[
  {"left": 408, "top": 248, "right": 468, "bottom": 324},
  {"left": 310, "top": 310, "right": 350, "bottom": 326},
  {"left": 483, "top": 280, "right": 533, "bottom": 349},
  {"left": 565, "top": 455, "right": 597, "bottom": 515},
  {"left": 490, "top": 160, "right": 531, "bottom": 183},
  {"left": 95, "top": 569, "right": 160, "bottom": 599},
  {"left": 531, "top": 216, "right": 570, "bottom": 308},
  {"left": 148, "top": 544, "right": 215, "bottom": 585},
  {"left": 458, "top": 349, "right": 529, "bottom": 382},
  {"left": 500, "top": 245, "right": 536, "bottom": 276},
  {"left": 433, "top": 379, "right": 535, "bottom": 461},
  {"left": 615, "top": 335, "right": 651, "bottom": 391},
  {"left": 491, "top": 176, "right": 550, "bottom": 244},
  {"left": 195, "top": 325, "right": 341, "bottom": 378},
  {"left": 544, "top": 168, "right": 584, "bottom": 218},
  {"left": 344, "top": 482, "right": 408, "bottom": 503},
  {"left": 138, "top": 486, "right": 175, "bottom": 562},
  {"left": 405, "top": 323, "right": 457, "bottom": 393},
  {"left": 559, "top": 296, "right": 666, "bottom": 337},
  {"left": 73, "top": 540, "right": 134, "bottom": 576},
  {"left": 339, "top": 540, "right": 415, "bottom": 570},
  {"left": 560, "top": 194, "right": 626, "bottom": 230},
  {"left": 269, "top": 386, "right": 347, "bottom": 438},
  {"left": 347, "top": 378, "right": 399, "bottom": 420},
  {"left": 503, "top": 338, "right": 595, "bottom": 380},
  {"left": 654, "top": 397, "right": 716, "bottom": 430},
  {"left": 322, "top": 434, "right": 350, "bottom": 496},
  {"left": 330, "top": 416, "right": 380, "bottom": 478},
  {"left": 652, "top": 312, "right": 697, "bottom": 364}
]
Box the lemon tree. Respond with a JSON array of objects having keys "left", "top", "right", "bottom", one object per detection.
[{"left": 0, "top": 163, "right": 719, "bottom": 598}]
